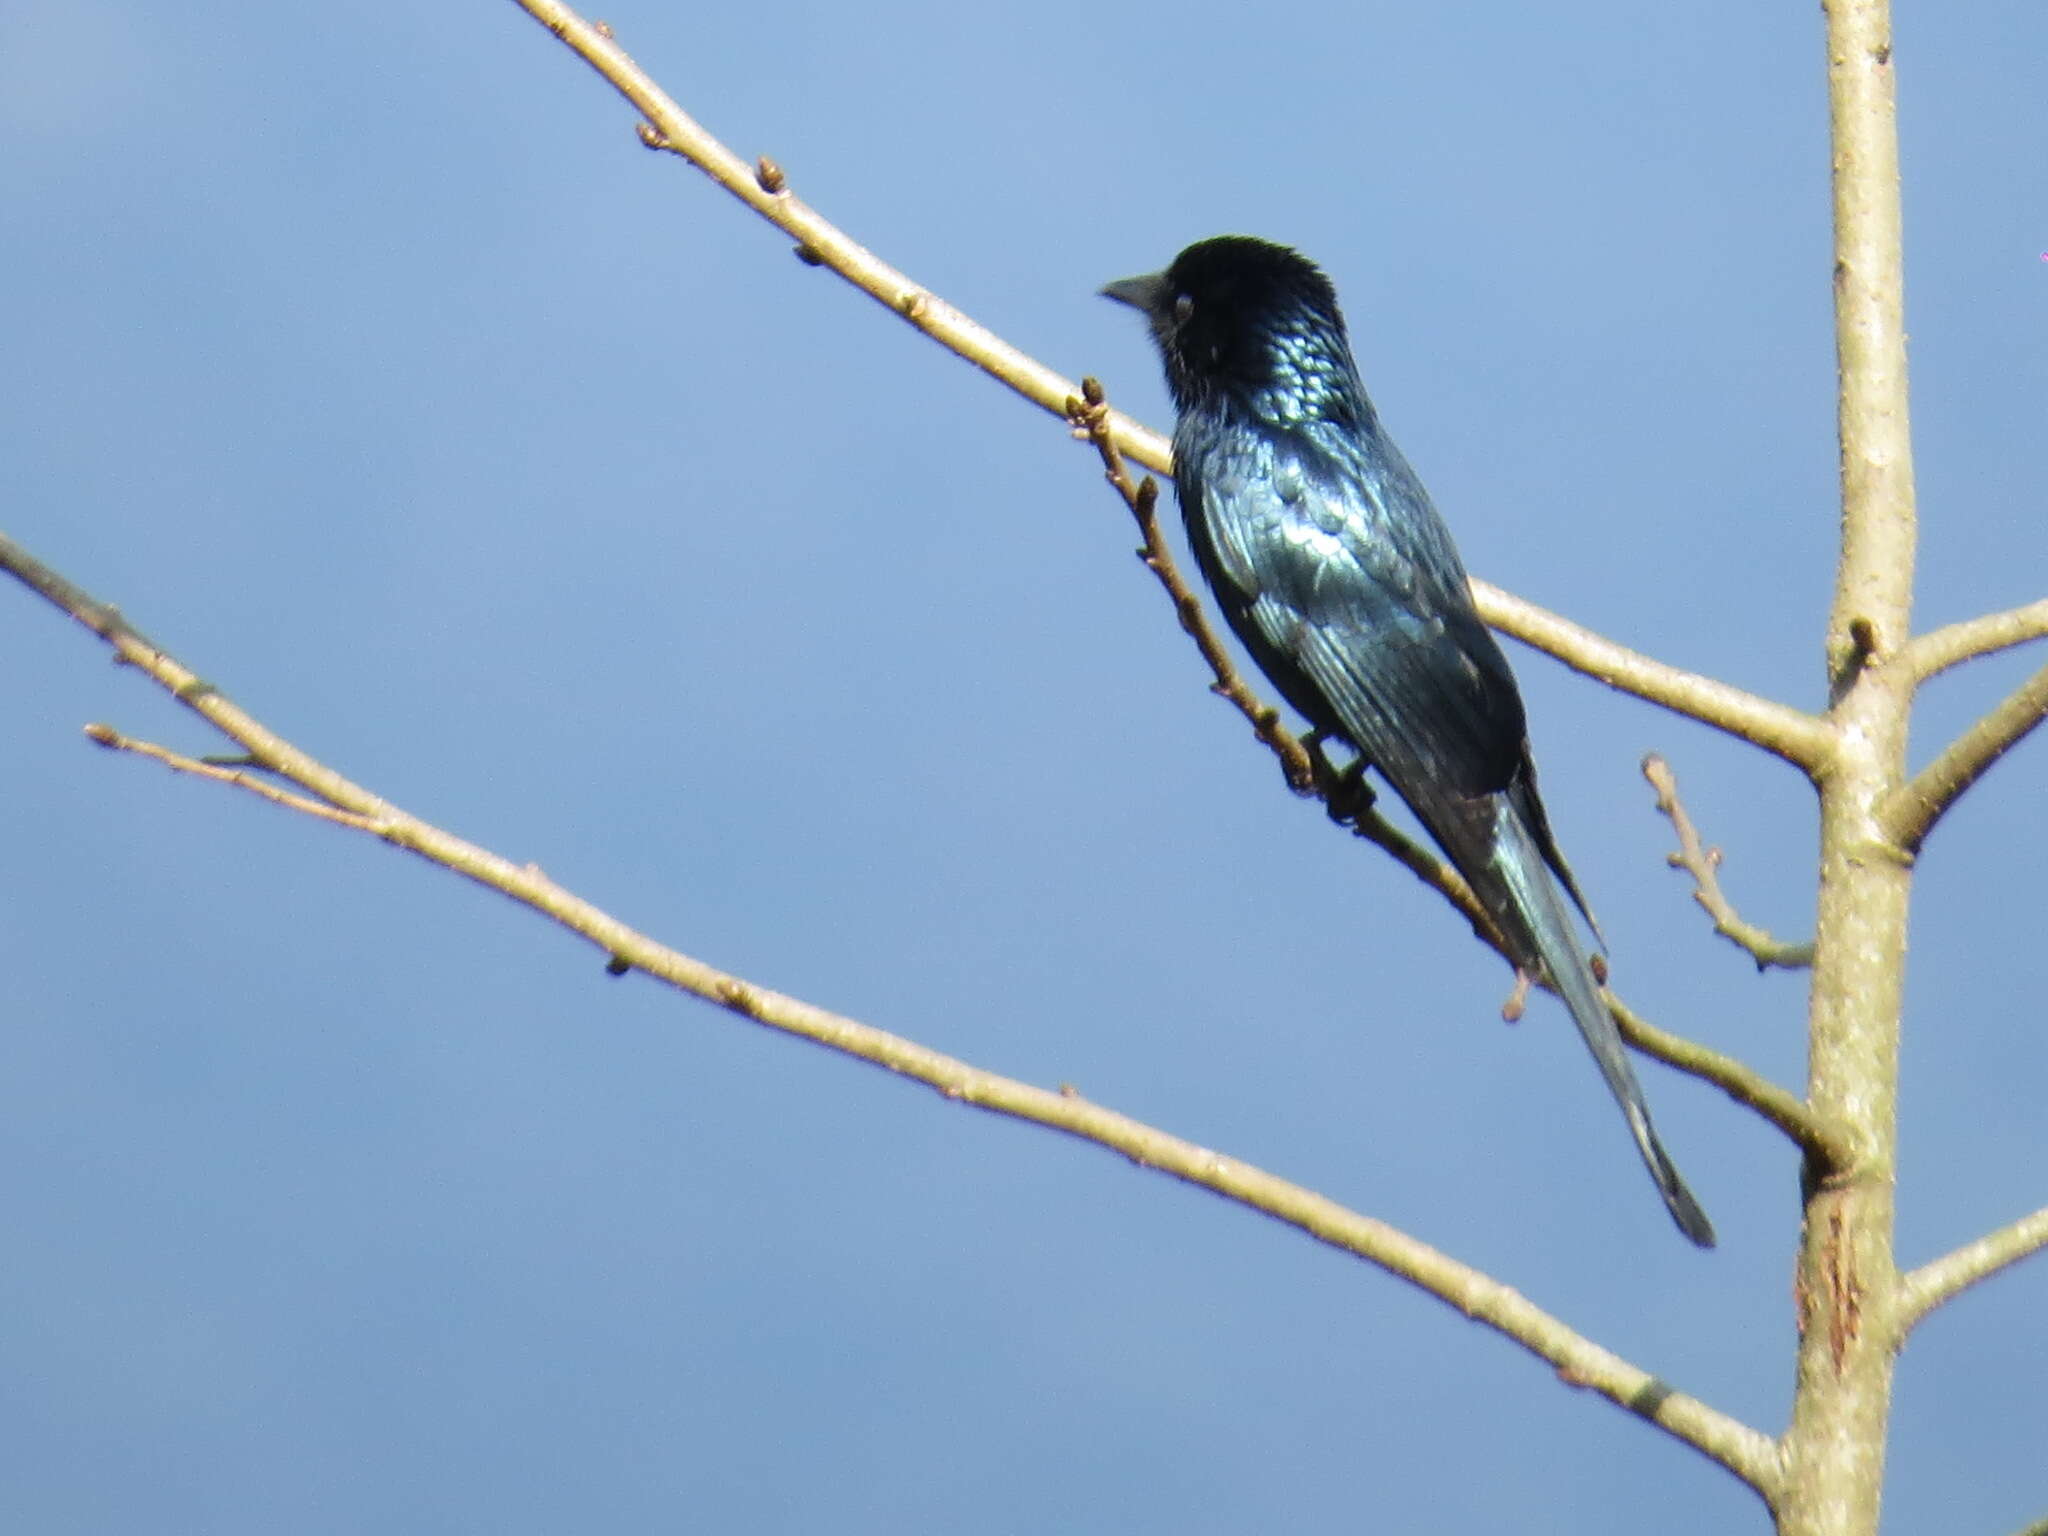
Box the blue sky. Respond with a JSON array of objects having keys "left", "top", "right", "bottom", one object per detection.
[{"left": 3, "top": 2, "right": 2044, "bottom": 1531}]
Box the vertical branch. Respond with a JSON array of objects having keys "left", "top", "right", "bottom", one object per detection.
[
  {"left": 1779, "top": 3, "right": 1918, "bottom": 1534},
  {"left": 1820, "top": 3, "right": 1919, "bottom": 693}
]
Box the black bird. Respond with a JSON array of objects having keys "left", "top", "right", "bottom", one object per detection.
[{"left": 1104, "top": 236, "right": 1713, "bottom": 1246}]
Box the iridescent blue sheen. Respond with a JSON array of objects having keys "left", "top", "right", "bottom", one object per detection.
[{"left": 1105, "top": 236, "right": 1713, "bottom": 1246}]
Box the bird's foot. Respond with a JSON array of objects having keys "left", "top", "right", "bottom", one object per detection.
[{"left": 1301, "top": 729, "right": 1376, "bottom": 826}]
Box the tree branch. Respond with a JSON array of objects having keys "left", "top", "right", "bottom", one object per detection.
[
  {"left": 1895, "top": 1204, "right": 2048, "bottom": 1338},
  {"left": 1609, "top": 998, "right": 1852, "bottom": 1174},
  {"left": 82, "top": 724, "right": 380, "bottom": 830},
  {"left": 1781, "top": 2, "right": 1922, "bottom": 1528},
  {"left": 1901, "top": 598, "right": 2048, "bottom": 684},
  {"left": 511, "top": 0, "right": 1159, "bottom": 468},
  {"left": 1063, "top": 386, "right": 1837, "bottom": 1174},
  {"left": 1641, "top": 754, "right": 1814, "bottom": 970},
  {"left": 1879, "top": 660, "right": 2048, "bottom": 854},
  {"left": 506, "top": 0, "right": 1832, "bottom": 773},
  {"left": 0, "top": 527, "right": 1779, "bottom": 1495},
  {"left": 1064, "top": 383, "right": 1316, "bottom": 793},
  {"left": 1488, "top": 591, "right": 1834, "bottom": 770}
]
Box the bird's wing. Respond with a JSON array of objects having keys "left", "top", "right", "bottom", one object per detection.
[{"left": 1193, "top": 429, "right": 1527, "bottom": 802}]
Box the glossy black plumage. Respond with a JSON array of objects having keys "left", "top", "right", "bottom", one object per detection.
[{"left": 1104, "top": 236, "right": 1713, "bottom": 1246}]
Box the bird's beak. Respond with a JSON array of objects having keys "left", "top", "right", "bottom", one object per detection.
[{"left": 1099, "top": 272, "right": 1169, "bottom": 312}]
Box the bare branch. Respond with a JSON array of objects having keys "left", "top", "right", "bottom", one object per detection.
[
  {"left": 1880, "top": 660, "right": 2048, "bottom": 854},
  {"left": 83, "top": 724, "right": 381, "bottom": 831},
  {"left": 1065, "top": 382, "right": 1316, "bottom": 793},
  {"left": 1896, "top": 1204, "right": 2048, "bottom": 1337},
  {"left": 1901, "top": 598, "right": 2048, "bottom": 683},
  {"left": 1641, "top": 754, "right": 1814, "bottom": 970},
  {"left": 506, "top": 0, "right": 1830, "bottom": 772},
  {"left": 1609, "top": 998, "right": 1852, "bottom": 1174},
  {"left": 2, "top": 525, "right": 1779, "bottom": 1493},
  {"left": 1778, "top": 0, "right": 1922, "bottom": 1524},
  {"left": 512, "top": 0, "right": 1159, "bottom": 468},
  {"left": 1488, "top": 591, "right": 1834, "bottom": 770}
]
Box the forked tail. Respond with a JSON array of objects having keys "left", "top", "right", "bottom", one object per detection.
[{"left": 1487, "top": 803, "right": 1716, "bottom": 1248}]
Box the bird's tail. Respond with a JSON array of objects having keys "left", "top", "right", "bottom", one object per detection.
[{"left": 1487, "top": 803, "right": 1717, "bottom": 1248}]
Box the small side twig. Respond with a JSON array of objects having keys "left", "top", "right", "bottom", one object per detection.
[
  {"left": 1879, "top": 660, "right": 2048, "bottom": 855},
  {"left": 1494, "top": 598, "right": 1832, "bottom": 772},
  {"left": 1900, "top": 597, "right": 2048, "bottom": 684},
  {"left": 1642, "top": 754, "right": 1813, "bottom": 970},
  {"left": 1609, "top": 998, "right": 1853, "bottom": 1173},
  {"left": 1065, "top": 381, "right": 1311, "bottom": 787},
  {"left": 84, "top": 724, "right": 381, "bottom": 832},
  {"left": 1895, "top": 1202, "right": 2048, "bottom": 1339}
]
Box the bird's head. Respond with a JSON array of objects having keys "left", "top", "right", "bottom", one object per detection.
[{"left": 1101, "top": 236, "right": 1355, "bottom": 418}]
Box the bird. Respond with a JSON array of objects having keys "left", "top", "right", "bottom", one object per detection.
[{"left": 1103, "top": 235, "right": 1714, "bottom": 1246}]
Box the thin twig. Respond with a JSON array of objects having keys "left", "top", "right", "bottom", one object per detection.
[
  {"left": 1642, "top": 754, "right": 1814, "bottom": 970},
  {"left": 1896, "top": 1204, "right": 2048, "bottom": 1338},
  {"left": 1880, "top": 660, "right": 2048, "bottom": 854},
  {"left": 1492, "top": 596, "right": 1833, "bottom": 771},
  {"left": 1, "top": 525, "right": 1780, "bottom": 1494},
  {"left": 1065, "top": 382, "right": 1315, "bottom": 788},
  {"left": 1901, "top": 598, "right": 2048, "bottom": 684},
  {"left": 514, "top": 0, "right": 1157, "bottom": 467},
  {"left": 507, "top": 0, "right": 1831, "bottom": 772},
  {"left": 83, "top": 724, "right": 383, "bottom": 831},
  {"left": 1609, "top": 999, "right": 1852, "bottom": 1173}
]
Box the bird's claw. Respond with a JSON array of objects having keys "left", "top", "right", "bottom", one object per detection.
[{"left": 1299, "top": 729, "right": 1375, "bottom": 826}]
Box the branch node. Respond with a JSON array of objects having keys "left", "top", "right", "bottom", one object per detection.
[
  {"left": 605, "top": 954, "right": 632, "bottom": 976},
  {"left": 1829, "top": 615, "right": 1883, "bottom": 701},
  {"left": 753, "top": 154, "right": 787, "bottom": 194},
  {"left": 716, "top": 977, "right": 760, "bottom": 1017}
]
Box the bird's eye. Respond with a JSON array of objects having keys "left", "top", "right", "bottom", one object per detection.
[{"left": 1173, "top": 293, "right": 1195, "bottom": 324}]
